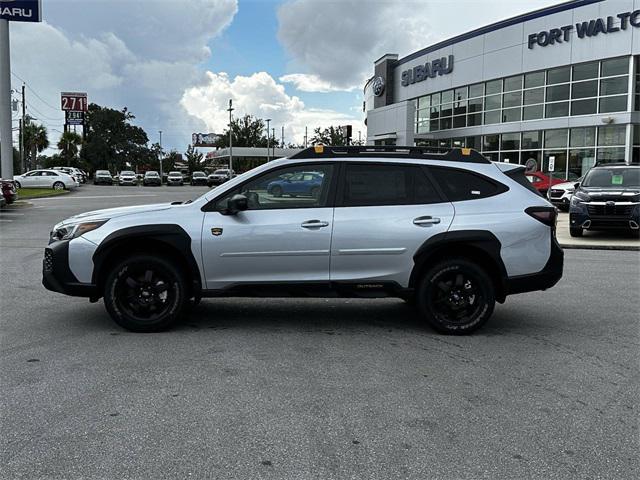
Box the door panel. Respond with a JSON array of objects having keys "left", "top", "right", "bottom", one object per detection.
[
  {"left": 201, "top": 208, "right": 333, "bottom": 289},
  {"left": 330, "top": 203, "right": 453, "bottom": 286}
]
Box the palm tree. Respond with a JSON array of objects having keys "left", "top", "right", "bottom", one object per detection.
[
  {"left": 57, "top": 131, "right": 83, "bottom": 165},
  {"left": 22, "top": 121, "right": 49, "bottom": 170}
]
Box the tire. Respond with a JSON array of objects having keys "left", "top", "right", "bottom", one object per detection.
[
  {"left": 53, "top": 181, "right": 65, "bottom": 190},
  {"left": 103, "top": 254, "right": 186, "bottom": 332},
  {"left": 14, "top": 181, "right": 21, "bottom": 189},
  {"left": 416, "top": 258, "right": 495, "bottom": 335},
  {"left": 569, "top": 227, "right": 583, "bottom": 237},
  {"left": 310, "top": 186, "right": 320, "bottom": 198},
  {"left": 272, "top": 186, "right": 283, "bottom": 197}
]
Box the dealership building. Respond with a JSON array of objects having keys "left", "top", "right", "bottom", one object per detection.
[{"left": 364, "top": 0, "right": 640, "bottom": 179}]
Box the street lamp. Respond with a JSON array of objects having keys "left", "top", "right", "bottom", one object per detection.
[
  {"left": 227, "top": 99, "right": 234, "bottom": 174},
  {"left": 266, "top": 118, "right": 271, "bottom": 162},
  {"left": 158, "top": 130, "right": 163, "bottom": 180}
]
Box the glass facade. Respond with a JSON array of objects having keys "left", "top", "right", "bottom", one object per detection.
[
  {"left": 416, "top": 57, "right": 630, "bottom": 134},
  {"left": 415, "top": 125, "right": 629, "bottom": 180}
]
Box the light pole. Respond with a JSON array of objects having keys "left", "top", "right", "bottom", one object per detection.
[
  {"left": 266, "top": 118, "right": 271, "bottom": 162},
  {"left": 0, "top": 20, "right": 13, "bottom": 178},
  {"left": 304, "top": 126, "right": 308, "bottom": 148},
  {"left": 272, "top": 128, "right": 275, "bottom": 158},
  {"left": 158, "top": 130, "right": 163, "bottom": 181},
  {"left": 227, "top": 99, "right": 234, "bottom": 174}
]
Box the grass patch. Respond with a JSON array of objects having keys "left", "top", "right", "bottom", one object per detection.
[{"left": 16, "top": 188, "right": 70, "bottom": 199}]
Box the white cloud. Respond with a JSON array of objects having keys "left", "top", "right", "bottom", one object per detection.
[
  {"left": 10, "top": 0, "right": 238, "bottom": 151},
  {"left": 181, "top": 71, "right": 364, "bottom": 144},
  {"left": 277, "top": 0, "right": 563, "bottom": 89},
  {"left": 279, "top": 73, "right": 355, "bottom": 93}
]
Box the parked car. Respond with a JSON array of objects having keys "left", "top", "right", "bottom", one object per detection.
[
  {"left": 167, "top": 171, "right": 184, "bottom": 186},
  {"left": 1, "top": 179, "right": 18, "bottom": 204},
  {"left": 525, "top": 171, "right": 567, "bottom": 195},
  {"left": 14, "top": 169, "right": 78, "bottom": 190},
  {"left": 94, "top": 170, "right": 114, "bottom": 185},
  {"left": 547, "top": 177, "right": 582, "bottom": 211},
  {"left": 267, "top": 171, "right": 324, "bottom": 197},
  {"left": 118, "top": 170, "right": 138, "bottom": 186},
  {"left": 190, "top": 171, "right": 208, "bottom": 186},
  {"left": 207, "top": 168, "right": 234, "bottom": 187},
  {"left": 42, "top": 146, "right": 562, "bottom": 334},
  {"left": 142, "top": 171, "right": 161, "bottom": 186},
  {"left": 53, "top": 167, "right": 84, "bottom": 184},
  {"left": 569, "top": 163, "right": 640, "bottom": 237}
]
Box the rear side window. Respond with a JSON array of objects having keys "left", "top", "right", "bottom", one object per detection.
[
  {"left": 429, "top": 167, "right": 507, "bottom": 201},
  {"left": 341, "top": 164, "right": 441, "bottom": 206},
  {"left": 509, "top": 169, "right": 542, "bottom": 195}
]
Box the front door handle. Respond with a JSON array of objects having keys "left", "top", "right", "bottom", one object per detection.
[
  {"left": 413, "top": 216, "right": 441, "bottom": 226},
  {"left": 301, "top": 220, "right": 329, "bottom": 229}
]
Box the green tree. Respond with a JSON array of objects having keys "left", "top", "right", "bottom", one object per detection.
[
  {"left": 309, "top": 126, "right": 346, "bottom": 146},
  {"left": 184, "top": 144, "right": 204, "bottom": 173},
  {"left": 22, "top": 119, "right": 49, "bottom": 171},
  {"left": 81, "top": 103, "right": 152, "bottom": 173},
  {"left": 215, "top": 114, "right": 268, "bottom": 148},
  {"left": 162, "top": 150, "right": 181, "bottom": 173},
  {"left": 57, "top": 131, "right": 83, "bottom": 166}
]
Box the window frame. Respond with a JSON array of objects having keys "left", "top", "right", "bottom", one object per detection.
[
  {"left": 202, "top": 161, "right": 340, "bottom": 212},
  {"left": 335, "top": 162, "right": 445, "bottom": 208}
]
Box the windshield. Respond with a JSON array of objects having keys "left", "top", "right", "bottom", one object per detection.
[
  {"left": 121, "top": 171, "right": 135, "bottom": 175},
  {"left": 145, "top": 171, "right": 158, "bottom": 176},
  {"left": 213, "top": 169, "right": 229, "bottom": 175},
  {"left": 193, "top": 172, "right": 205, "bottom": 177},
  {"left": 96, "top": 170, "right": 110, "bottom": 175},
  {"left": 169, "top": 172, "right": 181, "bottom": 176},
  {"left": 582, "top": 167, "right": 640, "bottom": 188}
]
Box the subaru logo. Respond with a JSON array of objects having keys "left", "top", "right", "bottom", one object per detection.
[{"left": 372, "top": 76, "right": 385, "bottom": 97}]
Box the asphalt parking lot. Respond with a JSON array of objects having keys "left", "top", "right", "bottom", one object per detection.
[{"left": 1, "top": 185, "right": 638, "bottom": 480}]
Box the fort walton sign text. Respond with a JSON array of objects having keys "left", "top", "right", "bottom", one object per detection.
[{"left": 528, "top": 10, "right": 640, "bottom": 49}]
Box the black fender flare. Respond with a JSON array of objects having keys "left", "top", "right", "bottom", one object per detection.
[
  {"left": 91, "top": 224, "right": 201, "bottom": 295},
  {"left": 409, "top": 230, "right": 508, "bottom": 302}
]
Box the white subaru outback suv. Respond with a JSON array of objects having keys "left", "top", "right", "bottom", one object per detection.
[{"left": 43, "top": 146, "right": 563, "bottom": 334}]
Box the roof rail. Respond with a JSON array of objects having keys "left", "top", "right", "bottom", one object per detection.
[{"left": 288, "top": 145, "right": 490, "bottom": 164}]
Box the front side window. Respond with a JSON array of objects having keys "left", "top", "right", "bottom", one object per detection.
[
  {"left": 216, "top": 164, "right": 334, "bottom": 211},
  {"left": 341, "top": 164, "right": 440, "bottom": 207}
]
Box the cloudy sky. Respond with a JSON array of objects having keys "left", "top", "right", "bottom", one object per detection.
[{"left": 10, "top": 0, "right": 560, "bottom": 153}]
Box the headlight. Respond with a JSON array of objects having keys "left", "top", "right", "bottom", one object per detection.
[
  {"left": 50, "top": 219, "right": 109, "bottom": 242},
  {"left": 566, "top": 188, "right": 575, "bottom": 194}
]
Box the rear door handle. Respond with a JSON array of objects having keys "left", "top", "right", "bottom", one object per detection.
[
  {"left": 301, "top": 220, "right": 329, "bottom": 229},
  {"left": 413, "top": 216, "right": 441, "bottom": 226}
]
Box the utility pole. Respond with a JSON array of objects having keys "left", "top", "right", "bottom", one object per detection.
[
  {"left": 265, "top": 118, "right": 271, "bottom": 162},
  {"left": 0, "top": 19, "right": 12, "bottom": 178},
  {"left": 20, "top": 83, "right": 25, "bottom": 173},
  {"left": 158, "top": 130, "right": 163, "bottom": 180},
  {"left": 227, "top": 99, "right": 233, "bottom": 174},
  {"left": 281, "top": 125, "right": 284, "bottom": 148},
  {"left": 272, "top": 128, "right": 275, "bottom": 158},
  {"left": 304, "top": 126, "right": 308, "bottom": 148}
]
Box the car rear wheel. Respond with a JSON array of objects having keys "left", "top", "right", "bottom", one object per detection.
[
  {"left": 14, "top": 181, "right": 21, "bottom": 189},
  {"left": 416, "top": 258, "right": 495, "bottom": 335},
  {"left": 272, "top": 186, "right": 283, "bottom": 197},
  {"left": 103, "top": 255, "right": 186, "bottom": 332},
  {"left": 569, "top": 227, "right": 583, "bottom": 237},
  {"left": 53, "top": 181, "right": 65, "bottom": 190}
]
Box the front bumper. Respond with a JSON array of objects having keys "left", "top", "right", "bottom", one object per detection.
[
  {"left": 42, "top": 240, "right": 98, "bottom": 298},
  {"left": 570, "top": 204, "right": 640, "bottom": 231},
  {"left": 506, "top": 232, "right": 564, "bottom": 295}
]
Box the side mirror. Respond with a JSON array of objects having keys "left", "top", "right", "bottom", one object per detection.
[
  {"left": 225, "top": 194, "right": 248, "bottom": 215},
  {"left": 574, "top": 182, "right": 580, "bottom": 188}
]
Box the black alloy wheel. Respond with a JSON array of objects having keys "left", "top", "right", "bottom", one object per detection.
[
  {"left": 103, "top": 255, "right": 186, "bottom": 332},
  {"left": 272, "top": 185, "right": 283, "bottom": 197},
  {"left": 417, "top": 258, "right": 495, "bottom": 335}
]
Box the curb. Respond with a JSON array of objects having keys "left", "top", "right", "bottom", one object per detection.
[{"left": 559, "top": 243, "right": 640, "bottom": 251}]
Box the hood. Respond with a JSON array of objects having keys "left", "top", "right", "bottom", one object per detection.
[
  {"left": 58, "top": 203, "right": 172, "bottom": 226},
  {"left": 550, "top": 180, "right": 578, "bottom": 191}
]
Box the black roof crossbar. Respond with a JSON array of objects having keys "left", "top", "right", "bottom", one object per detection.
[{"left": 288, "top": 145, "right": 490, "bottom": 164}]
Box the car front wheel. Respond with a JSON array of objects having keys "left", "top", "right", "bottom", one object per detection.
[
  {"left": 103, "top": 254, "right": 186, "bottom": 332},
  {"left": 569, "top": 227, "right": 583, "bottom": 237},
  {"left": 416, "top": 258, "right": 495, "bottom": 335}
]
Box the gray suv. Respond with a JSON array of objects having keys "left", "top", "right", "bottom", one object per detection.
[{"left": 43, "top": 146, "right": 563, "bottom": 334}]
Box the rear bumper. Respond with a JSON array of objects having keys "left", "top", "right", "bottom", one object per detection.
[
  {"left": 42, "top": 240, "right": 98, "bottom": 298},
  {"left": 506, "top": 233, "right": 564, "bottom": 295}
]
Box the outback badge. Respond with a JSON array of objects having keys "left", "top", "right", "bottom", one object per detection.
[{"left": 211, "top": 227, "right": 223, "bottom": 236}]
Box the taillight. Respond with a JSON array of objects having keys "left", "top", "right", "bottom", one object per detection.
[{"left": 526, "top": 206, "right": 557, "bottom": 228}]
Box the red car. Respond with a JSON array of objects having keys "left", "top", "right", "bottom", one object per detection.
[
  {"left": 1, "top": 179, "right": 17, "bottom": 205},
  {"left": 525, "top": 171, "right": 566, "bottom": 195}
]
